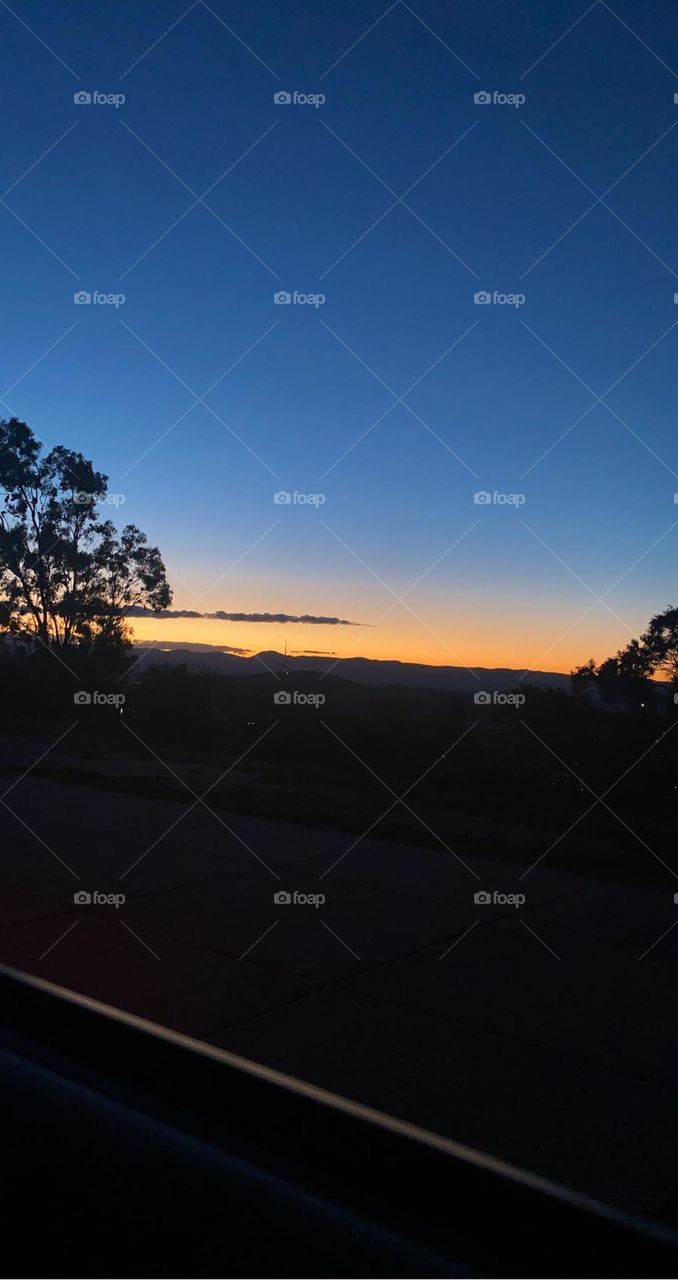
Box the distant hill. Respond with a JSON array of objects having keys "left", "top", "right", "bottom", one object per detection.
[{"left": 131, "top": 645, "right": 571, "bottom": 693}]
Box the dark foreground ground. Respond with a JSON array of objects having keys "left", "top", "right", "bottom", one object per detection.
[{"left": 2, "top": 747, "right": 678, "bottom": 1230}]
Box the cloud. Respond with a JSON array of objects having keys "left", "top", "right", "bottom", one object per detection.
[
  {"left": 127, "top": 607, "right": 365, "bottom": 626},
  {"left": 133, "top": 639, "right": 251, "bottom": 655}
]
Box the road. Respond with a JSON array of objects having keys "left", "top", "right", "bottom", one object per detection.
[{"left": 2, "top": 772, "right": 678, "bottom": 1226}]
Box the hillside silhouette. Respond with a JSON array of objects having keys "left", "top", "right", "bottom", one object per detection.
[{"left": 132, "top": 644, "right": 572, "bottom": 692}]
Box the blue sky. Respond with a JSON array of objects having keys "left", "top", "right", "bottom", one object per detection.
[{"left": 1, "top": 0, "right": 678, "bottom": 667}]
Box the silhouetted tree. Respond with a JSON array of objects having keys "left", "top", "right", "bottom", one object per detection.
[
  {"left": 571, "top": 658, "right": 597, "bottom": 696},
  {"left": 0, "top": 418, "right": 171, "bottom": 655},
  {"left": 572, "top": 640, "right": 653, "bottom": 705},
  {"left": 641, "top": 606, "right": 678, "bottom": 685},
  {"left": 617, "top": 638, "right": 653, "bottom": 679}
]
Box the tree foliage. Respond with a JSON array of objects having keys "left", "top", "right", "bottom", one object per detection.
[
  {"left": 0, "top": 418, "right": 171, "bottom": 653},
  {"left": 641, "top": 607, "right": 678, "bottom": 682},
  {"left": 571, "top": 611, "right": 678, "bottom": 701}
]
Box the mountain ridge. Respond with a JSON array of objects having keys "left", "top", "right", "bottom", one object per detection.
[{"left": 131, "top": 645, "right": 571, "bottom": 692}]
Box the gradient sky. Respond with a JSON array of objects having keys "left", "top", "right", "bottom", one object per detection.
[{"left": 2, "top": 0, "right": 678, "bottom": 670}]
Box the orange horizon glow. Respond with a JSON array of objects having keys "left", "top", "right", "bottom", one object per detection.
[{"left": 131, "top": 609, "right": 633, "bottom": 675}]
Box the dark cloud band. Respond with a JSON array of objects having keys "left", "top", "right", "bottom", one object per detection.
[{"left": 126, "top": 607, "right": 365, "bottom": 626}]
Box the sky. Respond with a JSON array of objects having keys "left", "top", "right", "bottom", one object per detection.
[{"left": 2, "top": 0, "right": 678, "bottom": 670}]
